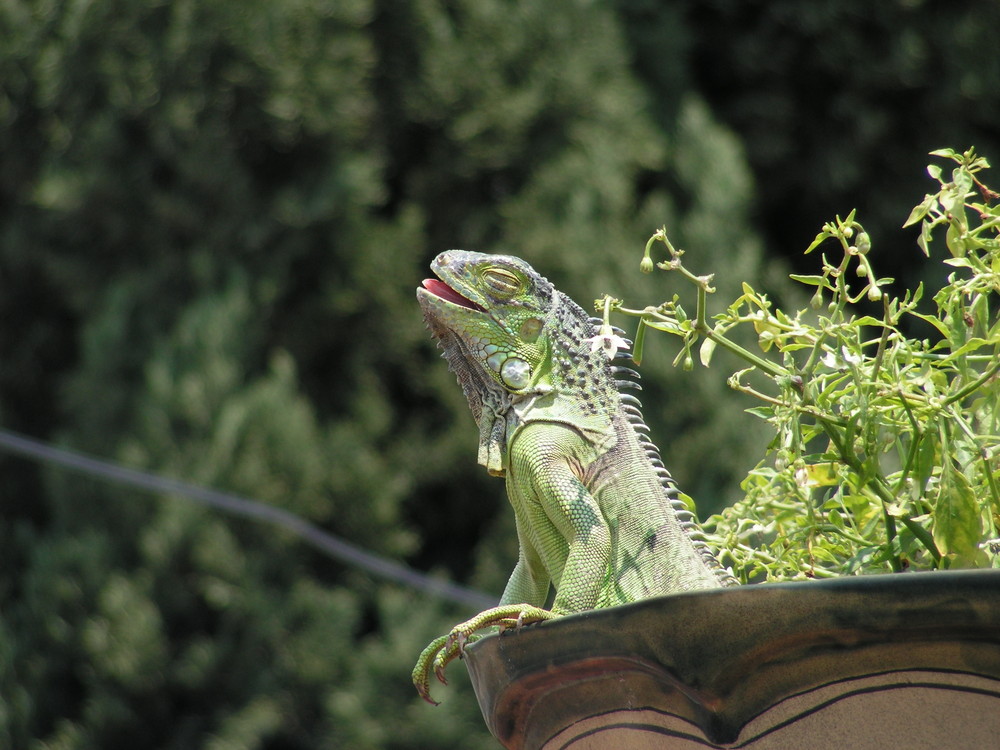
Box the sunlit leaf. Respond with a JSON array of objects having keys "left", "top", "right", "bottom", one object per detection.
[
  {"left": 788, "top": 274, "right": 828, "bottom": 287},
  {"left": 933, "top": 470, "right": 984, "bottom": 561},
  {"left": 902, "top": 195, "right": 935, "bottom": 228},
  {"left": 802, "top": 463, "right": 840, "bottom": 487},
  {"left": 804, "top": 232, "right": 830, "bottom": 254}
]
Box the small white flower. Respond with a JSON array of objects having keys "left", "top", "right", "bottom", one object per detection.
[
  {"left": 584, "top": 325, "right": 630, "bottom": 360},
  {"left": 820, "top": 346, "right": 861, "bottom": 370}
]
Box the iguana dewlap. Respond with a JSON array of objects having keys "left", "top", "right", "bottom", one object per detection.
[{"left": 413, "top": 250, "right": 734, "bottom": 703}]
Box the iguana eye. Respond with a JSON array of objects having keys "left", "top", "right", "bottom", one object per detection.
[{"left": 482, "top": 268, "right": 522, "bottom": 297}]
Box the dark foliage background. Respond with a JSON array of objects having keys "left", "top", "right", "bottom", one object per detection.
[{"left": 2, "top": 1, "right": 997, "bottom": 747}]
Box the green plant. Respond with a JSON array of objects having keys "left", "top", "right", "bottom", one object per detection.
[{"left": 608, "top": 148, "right": 1000, "bottom": 581}]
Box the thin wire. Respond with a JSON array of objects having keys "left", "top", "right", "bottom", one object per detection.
[{"left": 0, "top": 428, "right": 495, "bottom": 610}]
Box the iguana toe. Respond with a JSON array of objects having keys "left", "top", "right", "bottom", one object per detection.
[
  {"left": 413, "top": 605, "right": 558, "bottom": 704},
  {"left": 412, "top": 634, "right": 450, "bottom": 705}
]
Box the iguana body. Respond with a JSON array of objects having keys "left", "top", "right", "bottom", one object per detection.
[{"left": 414, "top": 250, "right": 734, "bottom": 702}]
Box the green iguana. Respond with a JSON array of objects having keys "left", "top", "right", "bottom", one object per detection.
[{"left": 413, "top": 250, "right": 735, "bottom": 703}]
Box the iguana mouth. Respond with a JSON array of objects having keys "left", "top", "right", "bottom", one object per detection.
[{"left": 420, "top": 279, "right": 486, "bottom": 312}]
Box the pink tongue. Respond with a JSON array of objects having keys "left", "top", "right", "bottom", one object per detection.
[{"left": 422, "top": 279, "right": 484, "bottom": 311}]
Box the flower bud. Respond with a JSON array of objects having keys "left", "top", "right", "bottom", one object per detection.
[
  {"left": 856, "top": 232, "right": 871, "bottom": 255},
  {"left": 640, "top": 256, "right": 655, "bottom": 274},
  {"left": 856, "top": 263, "right": 868, "bottom": 278},
  {"left": 868, "top": 285, "right": 882, "bottom": 302}
]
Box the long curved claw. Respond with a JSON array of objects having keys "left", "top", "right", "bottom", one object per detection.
[
  {"left": 433, "top": 635, "right": 465, "bottom": 684},
  {"left": 413, "top": 604, "right": 558, "bottom": 704},
  {"left": 412, "top": 634, "right": 450, "bottom": 705}
]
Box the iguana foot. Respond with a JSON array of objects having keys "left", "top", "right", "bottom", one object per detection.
[{"left": 412, "top": 604, "right": 557, "bottom": 704}]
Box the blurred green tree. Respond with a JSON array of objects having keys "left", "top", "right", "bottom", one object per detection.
[{"left": 618, "top": 0, "right": 1000, "bottom": 289}]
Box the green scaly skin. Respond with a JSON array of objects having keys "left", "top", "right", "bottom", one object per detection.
[{"left": 413, "top": 250, "right": 735, "bottom": 704}]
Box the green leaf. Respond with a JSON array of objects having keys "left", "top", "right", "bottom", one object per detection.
[
  {"left": 827, "top": 508, "right": 844, "bottom": 529},
  {"left": 676, "top": 492, "right": 698, "bottom": 514},
  {"left": 788, "top": 274, "right": 828, "bottom": 287},
  {"left": 902, "top": 195, "right": 935, "bottom": 228},
  {"left": 953, "top": 167, "right": 974, "bottom": 196},
  {"left": 631, "top": 319, "right": 647, "bottom": 366},
  {"left": 932, "top": 469, "right": 984, "bottom": 561},
  {"left": 907, "top": 311, "right": 950, "bottom": 338},
  {"left": 804, "top": 231, "right": 830, "bottom": 254},
  {"left": 946, "top": 222, "right": 967, "bottom": 258},
  {"left": 802, "top": 462, "right": 840, "bottom": 487},
  {"left": 644, "top": 320, "right": 684, "bottom": 335},
  {"left": 939, "top": 337, "right": 991, "bottom": 361},
  {"left": 917, "top": 220, "right": 934, "bottom": 256},
  {"left": 844, "top": 546, "right": 881, "bottom": 575}
]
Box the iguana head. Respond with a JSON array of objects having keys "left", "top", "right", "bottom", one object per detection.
[
  {"left": 418, "top": 250, "right": 617, "bottom": 476},
  {"left": 418, "top": 250, "right": 555, "bottom": 397},
  {"left": 418, "top": 250, "right": 565, "bottom": 475}
]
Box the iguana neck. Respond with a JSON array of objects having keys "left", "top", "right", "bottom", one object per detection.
[{"left": 538, "top": 290, "right": 620, "bottom": 424}]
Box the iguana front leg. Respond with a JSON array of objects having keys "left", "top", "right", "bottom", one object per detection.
[
  {"left": 509, "top": 422, "right": 613, "bottom": 614},
  {"left": 412, "top": 424, "right": 612, "bottom": 703},
  {"left": 414, "top": 522, "right": 553, "bottom": 704},
  {"left": 412, "top": 604, "right": 556, "bottom": 704}
]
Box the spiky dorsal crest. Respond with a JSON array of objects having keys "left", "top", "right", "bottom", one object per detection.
[{"left": 610, "top": 355, "right": 737, "bottom": 586}]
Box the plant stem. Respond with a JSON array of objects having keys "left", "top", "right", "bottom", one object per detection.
[
  {"left": 942, "top": 358, "right": 1000, "bottom": 408},
  {"left": 701, "top": 324, "right": 787, "bottom": 379}
]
